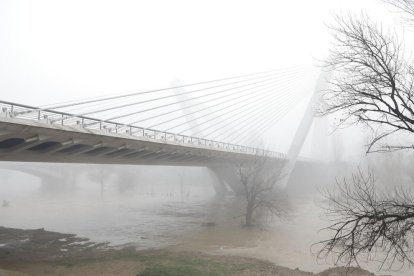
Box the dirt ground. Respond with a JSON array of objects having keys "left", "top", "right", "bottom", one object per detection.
[{"left": 0, "top": 226, "right": 376, "bottom": 276}]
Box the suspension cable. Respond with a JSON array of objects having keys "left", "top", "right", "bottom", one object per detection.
[
  {"left": 146, "top": 75, "right": 301, "bottom": 129},
  {"left": 174, "top": 80, "right": 299, "bottom": 135},
  {"left": 204, "top": 85, "right": 301, "bottom": 140},
  {"left": 40, "top": 66, "right": 307, "bottom": 109},
  {"left": 230, "top": 91, "right": 307, "bottom": 145},
  {"left": 50, "top": 69, "right": 304, "bottom": 123}
]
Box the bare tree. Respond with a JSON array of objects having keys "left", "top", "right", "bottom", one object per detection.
[
  {"left": 316, "top": 168, "right": 414, "bottom": 269},
  {"left": 317, "top": 2, "right": 414, "bottom": 270},
  {"left": 321, "top": 14, "right": 414, "bottom": 153},
  {"left": 87, "top": 165, "right": 113, "bottom": 195},
  {"left": 236, "top": 152, "right": 287, "bottom": 226}
]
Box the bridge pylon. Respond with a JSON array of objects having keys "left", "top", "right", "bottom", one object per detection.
[{"left": 279, "top": 70, "right": 331, "bottom": 188}]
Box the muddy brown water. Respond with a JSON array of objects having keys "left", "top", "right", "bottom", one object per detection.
[{"left": 0, "top": 174, "right": 411, "bottom": 276}]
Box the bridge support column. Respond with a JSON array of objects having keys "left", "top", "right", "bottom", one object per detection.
[
  {"left": 208, "top": 165, "right": 243, "bottom": 197},
  {"left": 208, "top": 168, "right": 230, "bottom": 199}
]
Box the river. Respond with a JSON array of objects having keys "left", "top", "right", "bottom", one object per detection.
[{"left": 0, "top": 168, "right": 411, "bottom": 276}]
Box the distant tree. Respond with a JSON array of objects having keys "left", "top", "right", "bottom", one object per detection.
[
  {"left": 236, "top": 152, "right": 288, "bottom": 226},
  {"left": 87, "top": 165, "right": 112, "bottom": 194}
]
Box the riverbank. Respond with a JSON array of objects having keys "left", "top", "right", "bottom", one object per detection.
[{"left": 0, "top": 226, "right": 377, "bottom": 276}]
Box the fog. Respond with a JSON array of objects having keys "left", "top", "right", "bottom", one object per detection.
[
  {"left": 2, "top": 1, "right": 414, "bottom": 275},
  {"left": 1, "top": 149, "right": 412, "bottom": 275}
]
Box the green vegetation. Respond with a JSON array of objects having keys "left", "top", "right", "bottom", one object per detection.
[
  {"left": 138, "top": 265, "right": 214, "bottom": 276},
  {"left": 52, "top": 248, "right": 255, "bottom": 276},
  {"left": 136, "top": 253, "right": 249, "bottom": 276}
]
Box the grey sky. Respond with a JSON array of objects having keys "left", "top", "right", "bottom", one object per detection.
[
  {"left": 0, "top": 0, "right": 395, "bottom": 105},
  {"left": 0, "top": 0, "right": 405, "bottom": 156}
]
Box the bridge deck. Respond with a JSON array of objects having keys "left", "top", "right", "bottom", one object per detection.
[{"left": 0, "top": 116, "right": 286, "bottom": 166}]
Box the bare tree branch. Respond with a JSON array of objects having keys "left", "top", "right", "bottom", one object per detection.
[
  {"left": 384, "top": 0, "right": 414, "bottom": 25},
  {"left": 236, "top": 152, "right": 288, "bottom": 226},
  {"left": 317, "top": 3, "right": 414, "bottom": 272},
  {"left": 320, "top": 14, "right": 414, "bottom": 153},
  {"left": 315, "top": 168, "right": 414, "bottom": 270}
]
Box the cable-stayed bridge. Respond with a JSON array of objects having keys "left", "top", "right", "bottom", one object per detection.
[{"left": 0, "top": 67, "right": 322, "bottom": 171}]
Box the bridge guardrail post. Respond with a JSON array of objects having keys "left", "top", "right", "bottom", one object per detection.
[
  {"left": 0, "top": 107, "right": 9, "bottom": 118},
  {"left": 41, "top": 114, "right": 50, "bottom": 124}
]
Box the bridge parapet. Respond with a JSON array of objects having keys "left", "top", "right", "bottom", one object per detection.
[{"left": 0, "top": 100, "right": 285, "bottom": 162}]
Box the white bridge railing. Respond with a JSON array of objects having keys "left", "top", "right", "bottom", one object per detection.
[{"left": 0, "top": 100, "right": 285, "bottom": 158}]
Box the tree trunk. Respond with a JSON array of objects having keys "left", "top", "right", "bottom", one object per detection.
[{"left": 245, "top": 202, "right": 254, "bottom": 226}]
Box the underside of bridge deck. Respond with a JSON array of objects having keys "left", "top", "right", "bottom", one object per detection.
[{"left": 0, "top": 117, "right": 285, "bottom": 167}]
